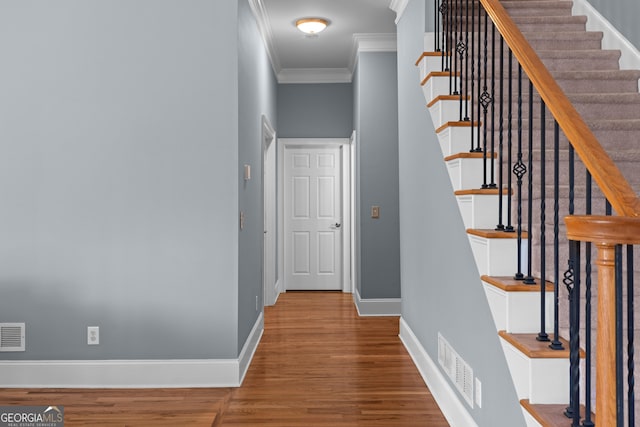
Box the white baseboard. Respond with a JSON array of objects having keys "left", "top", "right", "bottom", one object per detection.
[
  {"left": 399, "top": 317, "right": 479, "bottom": 427},
  {"left": 573, "top": 0, "right": 640, "bottom": 73},
  {"left": 0, "top": 313, "right": 264, "bottom": 389},
  {"left": 353, "top": 289, "right": 401, "bottom": 316}
]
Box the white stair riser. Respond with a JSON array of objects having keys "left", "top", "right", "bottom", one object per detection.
[
  {"left": 437, "top": 125, "right": 479, "bottom": 157},
  {"left": 418, "top": 55, "right": 445, "bottom": 82},
  {"left": 422, "top": 76, "right": 459, "bottom": 104},
  {"left": 429, "top": 99, "right": 464, "bottom": 129},
  {"left": 456, "top": 194, "right": 507, "bottom": 229},
  {"left": 468, "top": 234, "right": 527, "bottom": 276},
  {"left": 500, "top": 338, "right": 572, "bottom": 404},
  {"left": 483, "top": 283, "right": 554, "bottom": 333}
]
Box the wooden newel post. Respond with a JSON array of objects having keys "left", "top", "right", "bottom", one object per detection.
[{"left": 565, "top": 215, "right": 640, "bottom": 427}]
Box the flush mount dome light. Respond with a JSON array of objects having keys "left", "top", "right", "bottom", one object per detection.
[{"left": 296, "top": 18, "right": 329, "bottom": 35}]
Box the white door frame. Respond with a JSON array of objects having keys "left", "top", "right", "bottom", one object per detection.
[
  {"left": 262, "top": 116, "right": 280, "bottom": 306},
  {"left": 278, "top": 138, "right": 353, "bottom": 293}
]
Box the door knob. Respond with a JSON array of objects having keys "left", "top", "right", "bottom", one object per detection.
[{"left": 334, "top": 223, "right": 342, "bottom": 228}]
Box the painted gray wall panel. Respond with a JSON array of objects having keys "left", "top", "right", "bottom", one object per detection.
[
  {"left": 397, "top": 1, "right": 525, "bottom": 425},
  {"left": 586, "top": 0, "right": 640, "bottom": 49},
  {"left": 0, "top": 0, "right": 239, "bottom": 359},
  {"left": 354, "top": 53, "right": 401, "bottom": 299},
  {"left": 237, "top": 0, "right": 278, "bottom": 353},
  {"left": 277, "top": 84, "right": 353, "bottom": 138}
]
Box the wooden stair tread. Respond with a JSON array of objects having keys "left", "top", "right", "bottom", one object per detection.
[
  {"left": 521, "top": 399, "right": 593, "bottom": 427},
  {"left": 427, "top": 94, "right": 470, "bottom": 108},
  {"left": 415, "top": 51, "right": 447, "bottom": 65},
  {"left": 499, "top": 331, "right": 583, "bottom": 358},
  {"left": 482, "top": 275, "right": 554, "bottom": 292},
  {"left": 435, "top": 120, "right": 479, "bottom": 134},
  {"left": 444, "top": 152, "right": 496, "bottom": 161},
  {"left": 420, "top": 71, "right": 459, "bottom": 86},
  {"left": 454, "top": 188, "right": 509, "bottom": 196},
  {"left": 467, "top": 228, "right": 527, "bottom": 238}
]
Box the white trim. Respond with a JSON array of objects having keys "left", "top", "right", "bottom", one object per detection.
[
  {"left": 238, "top": 312, "right": 264, "bottom": 384},
  {"left": 389, "top": 0, "right": 410, "bottom": 24},
  {"left": 399, "top": 318, "right": 479, "bottom": 427},
  {"left": 0, "top": 314, "right": 264, "bottom": 389},
  {"left": 262, "top": 115, "right": 279, "bottom": 307},
  {"left": 572, "top": 0, "right": 640, "bottom": 72},
  {"left": 348, "top": 33, "right": 398, "bottom": 72},
  {"left": 248, "top": 0, "right": 281, "bottom": 76},
  {"left": 277, "top": 68, "right": 352, "bottom": 84},
  {"left": 353, "top": 288, "right": 401, "bottom": 316}
]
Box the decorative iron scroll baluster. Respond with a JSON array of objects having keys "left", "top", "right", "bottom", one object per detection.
[
  {"left": 616, "top": 245, "right": 624, "bottom": 427},
  {"left": 455, "top": 0, "right": 466, "bottom": 119},
  {"left": 495, "top": 37, "right": 505, "bottom": 231},
  {"left": 480, "top": 10, "right": 494, "bottom": 189},
  {"left": 537, "top": 100, "right": 548, "bottom": 342},
  {"left": 475, "top": 1, "right": 482, "bottom": 153},
  {"left": 564, "top": 241, "right": 581, "bottom": 427},
  {"left": 524, "top": 81, "right": 534, "bottom": 284},
  {"left": 628, "top": 245, "right": 636, "bottom": 427},
  {"left": 513, "top": 64, "right": 525, "bottom": 280},
  {"left": 440, "top": 0, "right": 449, "bottom": 72},
  {"left": 550, "top": 121, "right": 563, "bottom": 350}
]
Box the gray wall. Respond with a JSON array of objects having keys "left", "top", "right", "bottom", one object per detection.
[
  {"left": 277, "top": 84, "right": 353, "bottom": 138},
  {"left": 0, "top": 1, "right": 239, "bottom": 360},
  {"left": 397, "top": 0, "right": 525, "bottom": 425},
  {"left": 237, "top": 0, "right": 278, "bottom": 353},
  {"left": 353, "top": 53, "right": 401, "bottom": 299},
  {"left": 586, "top": 0, "right": 640, "bottom": 49}
]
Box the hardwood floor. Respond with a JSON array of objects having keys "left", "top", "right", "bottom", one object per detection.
[{"left": 0, "top": 292, "right": 449, "bottom": 426}]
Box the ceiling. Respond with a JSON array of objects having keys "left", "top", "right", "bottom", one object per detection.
[{"left": 249, "top": 0, "right": 399, "bottom": 83}]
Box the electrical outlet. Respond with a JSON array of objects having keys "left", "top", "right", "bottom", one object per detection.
[
  {"left": 87, "top": 326, "right": 99, "bottom": 345},
  {"left": 475, "top": 378, "right": 482, "bottom": 408}
]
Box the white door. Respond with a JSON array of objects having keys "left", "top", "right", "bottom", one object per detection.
[{"left": 284, "top": 145, "right": 342, "bottom": 290}]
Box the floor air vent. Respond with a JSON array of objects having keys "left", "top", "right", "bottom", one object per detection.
[
  {"left": 438, "top": 333, "right": 474, "bottom": 407},
  {"left": 0, "top": 323, "right": 25, "bottom": 352}
]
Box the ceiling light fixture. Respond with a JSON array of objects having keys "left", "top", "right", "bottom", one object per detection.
[{"left": 295, "top": 18, "right": 329, "bottom": 35}]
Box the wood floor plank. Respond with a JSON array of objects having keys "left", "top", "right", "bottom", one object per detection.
[{"left": 0, "top": 292, "right": 449, "bottom": 426}]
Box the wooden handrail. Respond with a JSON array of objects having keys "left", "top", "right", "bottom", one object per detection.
[{"left": 480, "top": 0, "right": 640, "bottom": 218}]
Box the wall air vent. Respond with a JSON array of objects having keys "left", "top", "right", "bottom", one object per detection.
[
  {"left": 438, "top": 333, "right": 474, "bottom": 408},
  {"left": 0, "top": 323, "right": 25, "bottom": 352}
]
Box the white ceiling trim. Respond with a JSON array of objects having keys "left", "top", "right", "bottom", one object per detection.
[
  {"left": 277, "top": 68, "right": 352, "bottom": 84},
  {"left": 348, "top": 33, "right": 397, "bottom": 73},
  {"left": 389, "top": 0, "right": 409, "bottom": 24},
  {"left": 248, "top": 0, "right": 282, "bottom": 75}
]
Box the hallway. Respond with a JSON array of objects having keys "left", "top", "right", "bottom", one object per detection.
[
  {"left": 0, "top": 292, "right": 449, "bottom": 426},
  {"left": 218, "top": 291, "right": 448, "bottom": 426}
]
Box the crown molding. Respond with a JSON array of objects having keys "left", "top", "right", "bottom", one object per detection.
[
  {"left": 389, "top": 0, "right": 409, "bottom": 24},
  {"left": 248, "top": 0, "right": 282, "bottom": 75},
  {"left": 348, "top": 33, "right": 397, "bottom": 72},
  {"left": 277, "top": 68, "right": 352, "bottom": 84}
]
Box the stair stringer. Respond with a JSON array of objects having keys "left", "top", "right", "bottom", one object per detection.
[{"left": 418, "top": 53, "right": 572, "bottom": 417}]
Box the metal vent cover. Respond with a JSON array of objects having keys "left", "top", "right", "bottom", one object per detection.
[
  {"left": 0, "top": 323, "right": 25, "bottom": 352},
  {"left": 438, "top": 333, "right": 474, "bottom": 408}
]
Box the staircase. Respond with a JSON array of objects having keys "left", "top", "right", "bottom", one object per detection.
[{"left": 418, "top": 0, "right": 640, "bottom": 425}]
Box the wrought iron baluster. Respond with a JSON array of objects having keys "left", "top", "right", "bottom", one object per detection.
[
  {"left": 505, "top": 50, "right": 514, "bottom": 232},
  {"left": 583, "top": 171, "right": 594, "bottom": 427},
  {"left": 451, "top": 0, "right": 458, "bottom": 96},
  {"left": 495, "top": 37, "right": 505, "bottom": 231},
  {"left": 550, "top": 121, "right": 563, "bottom": 350},
  {"left": 435, "top": 0, "right": 440, "bottom": 52},
  {"left": 513, "top": 64, "right": 525, "bottom": 280},
  {"left": 524, "top": 81, "right": 534, "bottom": 284},
  {"left": 537, "top": 100, "right": 549, "bottom": 341},
  {"left": 564, "top": 240, "right": 581, "bottom": 427},
  {"left": 469, "top": 0, "right": 476, "bottom": 152},
  {"left": 475, "top": 1, "right": 482, "bottom": 153},
  {"left": 463, "top": 0, "right": 470, "bottom": 121},
  {"left": 489, "top": 23, "right": 496, "bottom": 189},
  {"left": 480, "top": 10, "right": 493, "bottom": 189},
  {"left": 628, "top": 245, "right": 636, "bottom": 427}
]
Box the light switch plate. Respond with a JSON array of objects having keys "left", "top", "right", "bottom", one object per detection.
[{"left": 371, "top": 206, "right": 380, "bottom": 219}]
